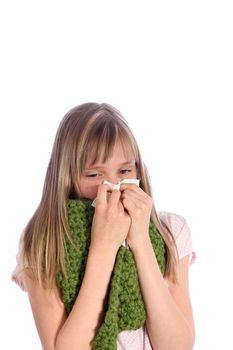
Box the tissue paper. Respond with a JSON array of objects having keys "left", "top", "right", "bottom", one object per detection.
[{"left": 91, "top": 179, "right": 140, "bottom": 207}]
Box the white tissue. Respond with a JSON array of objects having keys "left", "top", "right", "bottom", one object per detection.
[
  {"left": 91, "top": 179, "right": 140, "bottom": 248},
  {"left": 91, "top": 179, "right": 140, "bottom": 207}
]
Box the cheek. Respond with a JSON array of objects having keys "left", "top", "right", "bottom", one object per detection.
[
  {"left": 130, "top": 168, "right": 138, "bottom": 179},
  {"left": 79, "top": 180, "right": 99, "bottom": 199}
]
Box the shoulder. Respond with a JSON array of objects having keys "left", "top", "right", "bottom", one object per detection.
[
  {"left": 158, "top": 211, "right": 196, "bottom": 264},
  {"left": 158, "top": 211, "right": 189, "bottom": 242}
]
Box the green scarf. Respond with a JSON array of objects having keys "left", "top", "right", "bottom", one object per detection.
[{"left": 56, "top": 199, "right": 166, "bottom": 350}]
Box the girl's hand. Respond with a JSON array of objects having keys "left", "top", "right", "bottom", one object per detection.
[
  {"left": 120, "top": 184, "right": 153, "bottom": 249},
  {"left": 91, "top": 184, "right": 131, "bottom": 253}
]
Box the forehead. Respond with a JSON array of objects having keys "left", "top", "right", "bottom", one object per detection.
[{"left": 85, "top": 139, "right": 135, "bottom": 167}]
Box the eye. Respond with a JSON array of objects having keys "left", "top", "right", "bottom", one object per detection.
[
  {"left": 120, "top": 169, "right": 131, "bottom": 175},
  {"left": 86, "top": 173, "right": 99, "bottom": 178}
]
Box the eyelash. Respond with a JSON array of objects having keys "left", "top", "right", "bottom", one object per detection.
[
  {"left": 120, "top": 169, "right": 131, "bottom": 175},
  {"left": 86, "top": 169, "right": 131, "bottom": 178},
  {"left": 86, "top": 173, "right": 99, "bottom": 178}
]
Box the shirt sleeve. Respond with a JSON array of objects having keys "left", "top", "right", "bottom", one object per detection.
[
  {"left": 159, "top": 211, "right": 196, "bottom": 265},
  {"left": 11, "top": 233, "right": 27, "bottom": 291}
]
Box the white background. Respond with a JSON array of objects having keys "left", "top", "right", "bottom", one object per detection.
[{"left": 1, "top": 1, "right": 232, "bottom": 349}]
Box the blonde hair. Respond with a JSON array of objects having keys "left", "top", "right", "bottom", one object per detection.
[{"left": 21, "top": 102, "right": 179, "bottom": 288}]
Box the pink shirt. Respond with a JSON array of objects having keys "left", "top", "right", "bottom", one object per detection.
[{"left": 12, "top": 211, "right": 195, "bottom": 350}]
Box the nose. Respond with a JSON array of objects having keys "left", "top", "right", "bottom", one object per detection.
[{"left": 105, "top": 175, "right": 120, "bottom": 185}]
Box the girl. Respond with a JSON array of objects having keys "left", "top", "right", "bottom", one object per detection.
[{"left": 12, "top": 102, "right": 195, "bottom": 350}]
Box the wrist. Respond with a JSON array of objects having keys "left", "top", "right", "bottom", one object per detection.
[
  {"left": 128, "top": 235, "right": 152, "bottom": 255},
  {"left": 89, "top": 240, "right": 119, "bottom": 262}
]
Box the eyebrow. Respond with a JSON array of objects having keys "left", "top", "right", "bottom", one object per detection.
[{"left": 85, "top": 160, "right": 136, "bottom": 170}]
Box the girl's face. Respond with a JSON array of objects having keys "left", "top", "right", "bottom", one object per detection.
[{"left": 78, "top": 140, "right": 137, "bottom": 200}]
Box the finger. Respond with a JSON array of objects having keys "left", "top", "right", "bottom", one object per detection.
[
  {"left": 117, "top": 199, "right": 126, "bottom": 216},
  {"left": 108, "top": 189, "right": 121, "bottom": 208},
  {"left": 121, "top": 188, "right": 152, "bottom": 213},
  {"left": 96, "top": 183, "right": 112, "bottom": 206},
  {"left": 120, "top": 183, "right": 139, "bottom": 190},
  {"left": 120, "top": 183, "right": 143, "bottom": 197},
  {"left": 121, "top": 188, "right": 145, "bottom": 203}
]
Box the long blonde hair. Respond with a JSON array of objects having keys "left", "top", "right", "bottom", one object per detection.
[{"left": 21, "top": 103, "right": 179, "bottom": 288}]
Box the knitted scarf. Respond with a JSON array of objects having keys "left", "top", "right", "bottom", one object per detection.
[{"left": 56, "top": 199, "right": 166, "bottom": 350}]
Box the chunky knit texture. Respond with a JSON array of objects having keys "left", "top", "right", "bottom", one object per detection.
[{"left": 56, "top": 199, "right": 166, "bottom": 350}]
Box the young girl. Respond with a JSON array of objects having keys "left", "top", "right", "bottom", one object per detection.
[{"left": 12, "top": 102, "right": 195, "bottom": 350}]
